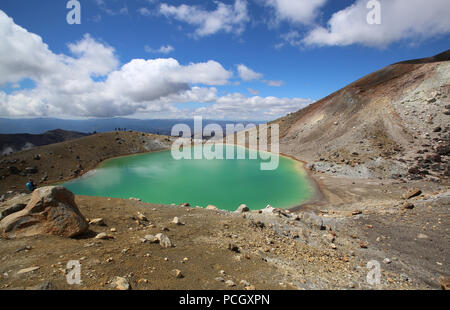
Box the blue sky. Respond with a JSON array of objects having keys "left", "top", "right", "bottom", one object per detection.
[{"left": 0, "top": 0, "right": 449, "bottom": 120}]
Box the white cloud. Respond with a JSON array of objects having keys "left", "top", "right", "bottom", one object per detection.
[
  {"left": 145, "top": 44, "right": 175, "bottom": 54},
  {"left": 264, "top": 0, "right": 327, "bottom": 24},
  {"left": 0, "top": 11, "right": 61, "bottom": 85},
  {"left": 0, "top": 10, "right": 311, "bottom": 121},
  {"left": 194, "top": 93, "right": 313, "bottom": 120},
  {"left": 95, "top": 0, "right": 129, "bottom": 16},
  {"left": 0, "top": 10, "right": 233, "bottom": 117},
  {"left": 264, "top": 80, "right": 284, "bottom": 87},
  {"left": 303, "top": 0, "right": 450, "bottom": 47},
  {"left": 138, "top": 8, "right": 152, "bottom": 16},
  {"left": 237, "top": 64, "right": 263, "bottom": 81},
  {"left": 237, "top": 65, "right": 284, "bottom": 87},
  {"left": 159, "top": 0, "right": 249, "bottom": 37}
]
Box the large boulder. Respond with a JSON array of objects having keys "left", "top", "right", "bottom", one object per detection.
[{"left": 0, "top": 186, "right": 88, "bottom": 238}]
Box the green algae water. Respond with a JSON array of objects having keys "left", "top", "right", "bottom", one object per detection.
[{"left": 63, "top": 145, "right": 312, "bottom": 211}]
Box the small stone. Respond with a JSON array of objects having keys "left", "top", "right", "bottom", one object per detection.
[
  {"left": 89, "top": 218, "right": 106, "bottom": 226},
  {"left": 206, "top": 205, "right": 218, "bottom": 210},
  {"left": 402, "top": 188, "right": 422, "bottom": 200},
  {"left": 172, "top": 269, "right": 183, "bottom": 279},
  {"left": 403, "top": 202, "right": 415, "bottom": 210},
  {"left": 215, "top": 277, "right": 225, "bottom": 282},
  {"left": 111, "top": 277, "right": 131, "bottom": 290},
  {"left": 144, "top": 234, "right": 159, "bottom": 243},
  {"left": 359, "top": 242, "right": 369, "bottom": 249},
  {"left": 400, "top": 274, "right": 410, "bottom": 282},
  {"left": 417, "top": 233, "right": 429, "bottom": 239},
  {"left": 235, "top": 204, "right": 250, "bottom": 213},
  {"left": 225, "top": 280, "right": 236, "bottom": 287},
  {"left": 383, "top": 258, "right": 391, "bottom": 264},
  {"left": 136, "top": 212, "right": 148, "bottom": 221},
  {"left": 240, "top": 280, "right": 250, "bottom": 287},
  {"left": 17, "top": 266, "right": 40, "bottom": 274},
  {"left": 172, "top": 217, "right": 184, "bottom": 225},
  {"left": 245, "top": 285, "right": 256, "bottom": 290},
  {"left": 15, "top": 245, "right": 32, "bottom": 253},
  {"left": 155, "top": 233, "right": 173, "bottom": 248},
  {"left": 228, "top": 243, "right": 240, "bottom": 253},
  {"left": 95, "top": 232, "right": 114, "bottom": 240}
]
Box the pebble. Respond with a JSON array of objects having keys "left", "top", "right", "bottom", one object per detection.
[
  {"left": 111, "top": 277, "right": 131, "bottom": 290},
  {"left": 172, "top": 269, "right": 183, "bottom": 279},
  {"left": 136, "top": 212, "right": 147, "bottom": 221},
  {"left": 417, "top": 233, "right": 429, "bottom": 239},
  {"left": 89, "top": 218, "right": 106, "bottom": 226},
  {"left": 17, "top": 266, "right": 40, "bottom": 274},
  {"left": 172, "top": 217, "right": 184, "bottom": 225},
  {"left": 156, "top": 233, "right": 173, "bottom": 248},
  {"left": 144, "top": 234, "right": 159, "bottom": 243}
]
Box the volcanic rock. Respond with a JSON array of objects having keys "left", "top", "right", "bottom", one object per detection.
[{"left": 0, "top": 186, "right": 88, "bottom": 238}]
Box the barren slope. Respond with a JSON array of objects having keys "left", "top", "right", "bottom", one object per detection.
[{"left": 273, "top": 51, "right": 450, "bottom": 180}]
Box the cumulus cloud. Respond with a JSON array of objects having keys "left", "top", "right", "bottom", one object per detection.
[
  {"left": 194, "top": 93, "right": 313, "bottom": 120},
  {"left": 159, "top": 0, "right": 249, "bottom": 37},
  {"left": 145, "top": 44, "right": 175, "bottom": 54},
  {"left": 303, "top": 0, "right": 450, "bottom": 47},
  {"left": 0, "top": 10, "right": 231, "bottom": 117},
  {"left": 0, "top": 10, "right": 310, "bottom": 120},
  {"left": 237, "top": 64, "right": 263, "bottom": 81},
  {"left": 264, "top": 80, "right": 284, "bottom": 87},
  {"left": 264, "top": 0, "right": 327, "bottom": 24}
]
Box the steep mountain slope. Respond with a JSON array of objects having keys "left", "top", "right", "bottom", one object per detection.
[
  {"left": 0, "top": 129, "right": 89, "bottom": 155},
  {"left": 273, "top": 51, "right": 450, "bottom": 180}
]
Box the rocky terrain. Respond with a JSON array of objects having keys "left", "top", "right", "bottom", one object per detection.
[
  {"left": 0, "top": 185, "right": 447, "bottom": 290},
  {"left": 0, "top": 52, "right": 448, "bottom": 290}
]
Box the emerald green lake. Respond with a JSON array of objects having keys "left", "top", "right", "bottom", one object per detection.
[{"left": 63, "top": 145, "right": 312, "bottom": 211}]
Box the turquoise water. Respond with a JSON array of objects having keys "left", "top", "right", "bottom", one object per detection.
[{"left": 63, "top": 145, "right": 312, "bottom": 211}]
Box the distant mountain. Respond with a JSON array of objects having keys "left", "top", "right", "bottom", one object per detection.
[
  {"left": 0, "top": 129, "right": 89, "bottom": 155},
  {"left": 0, "top": 118, "right": 263, "bottom": 136}
]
